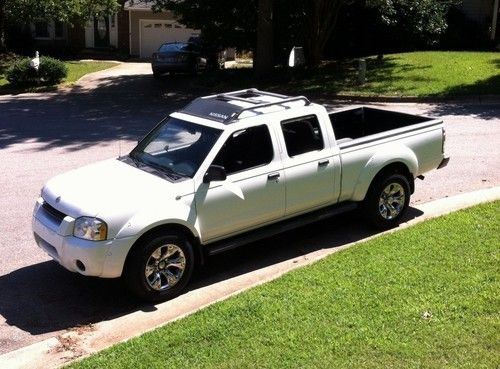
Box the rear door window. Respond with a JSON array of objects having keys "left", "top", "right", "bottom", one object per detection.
[{"left": 281, "top": 115, "right": 324, "bottom": 157}]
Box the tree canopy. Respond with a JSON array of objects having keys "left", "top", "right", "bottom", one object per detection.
[
  {"left": 1, "top": 0, "right": 120, "bottom": 51},
  {"left": 146, "top": 0, "right": 458, "bottom": 72}
]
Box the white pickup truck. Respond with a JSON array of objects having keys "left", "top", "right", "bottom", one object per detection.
[{"left": 33, "top": 89, "right": 449, "bottom": 301}]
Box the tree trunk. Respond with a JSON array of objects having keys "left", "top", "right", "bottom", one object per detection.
[
  {"left": 303, "top": 0, "right": 343, "bottom": 66},
  {"left": 0, "top": 0, "right": 6, "bottom": 52},
  {"left": 254, "top": 0, "right": 273, "bottom": 77}
]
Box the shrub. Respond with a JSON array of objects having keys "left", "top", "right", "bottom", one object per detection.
[{"left": 5, "top": 56, "right": 68, "bottom": 86}]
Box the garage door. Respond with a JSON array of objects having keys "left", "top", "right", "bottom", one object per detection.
[{"left": 140, "top": 20, "right": 199, "bottom": 58}]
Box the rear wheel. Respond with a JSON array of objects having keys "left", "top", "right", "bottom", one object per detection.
[
  {"left": 363, "top": 174, "right": 411, "bottom": 229},
  {"left": 124, "top": 234, "right": 194, "bottom": 302}
]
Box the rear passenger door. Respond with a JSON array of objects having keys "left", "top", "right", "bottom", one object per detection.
[
  {"left": 196, "top": 124, "right": 285, "bottom": 242},
  {"left": 279, "top": 115, "right": 337, "bottom": 216}
]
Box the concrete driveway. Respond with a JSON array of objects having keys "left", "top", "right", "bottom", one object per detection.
[{"left": 0, "top": 63, "right": 499, "bottom": 355}]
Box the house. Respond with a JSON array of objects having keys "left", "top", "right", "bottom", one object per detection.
[
  {"left": 29, "top": 1, "right": 199, "bottom": 58},
  {"left": 123, "top": 1, "right": 199, "bottom": 58}
]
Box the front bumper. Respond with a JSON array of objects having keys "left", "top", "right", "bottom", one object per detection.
[{"left": 32, "top": 198, "right": 136, "bottom": 278}]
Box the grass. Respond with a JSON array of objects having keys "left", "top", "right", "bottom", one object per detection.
[
  {"left": 197, "top": 51, "right": 500, "bottom": 98},
  {"left": 0, "top": 56, "right": 116, "bottom": 93},
  {"left": 64, "top": 61, "right": 118, "bottom": 86},
  {"left": 68, "top": 201, "right": 500, "bottom": 369}
]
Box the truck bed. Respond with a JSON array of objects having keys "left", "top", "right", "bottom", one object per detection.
[{"left": 328, "top": 107, "right": 434, "bottom": 143}]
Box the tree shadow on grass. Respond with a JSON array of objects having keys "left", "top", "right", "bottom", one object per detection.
[{"left": 262, "top": 57, "right": 435, "bottom": 98}]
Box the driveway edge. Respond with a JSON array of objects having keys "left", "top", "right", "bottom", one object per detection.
[{"left": 1, "top": 186, "right": 499, "bottom": 369}]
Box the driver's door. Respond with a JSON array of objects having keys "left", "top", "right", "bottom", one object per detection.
[{"left": 195, "top": 125, "right": 285, "bottom": 242}]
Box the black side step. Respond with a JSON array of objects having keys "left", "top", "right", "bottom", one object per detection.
[{"left": 206, "top": 202, "right": 358, "bottom": 256}]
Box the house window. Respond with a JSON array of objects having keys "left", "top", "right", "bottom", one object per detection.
[
  {"left": 34, "top": 21, "right": 50, "bottom": 38},
  {"left": 54, "top": 21, "right": 64, "bottom": 38}
]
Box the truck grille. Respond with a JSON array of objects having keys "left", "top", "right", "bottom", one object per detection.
[{"left": 42, "top": 201, "right": 67, "bottom": 223}]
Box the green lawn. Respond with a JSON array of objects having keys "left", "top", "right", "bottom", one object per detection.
[
  {"left": 201, "top": 51, "right": 500, "bottom": 98},
  {"left": 68, "top": 201, "right": 499, "bottom": 369},
  {"left": 64, "top": 61, "right": 118, "bottom": 85},
  {"left": 316, "top": 51, "right": 500, "bottom": 97},
  {"left": 0, "top": 58, "right": 116, "bottom": 92}
]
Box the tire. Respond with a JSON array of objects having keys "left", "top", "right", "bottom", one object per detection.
[
  {"left": 363, "top": 174, "right": 411, "bottom": 229},
  {"left": 124, "top": 234, "right": 194, "bottom": 302}
]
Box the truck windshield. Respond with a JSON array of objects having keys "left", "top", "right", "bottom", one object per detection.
[{"left": 130, "top": 117, "right": 222, "bottom": 178}]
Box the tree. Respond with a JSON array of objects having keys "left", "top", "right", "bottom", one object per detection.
[
  {"left": 368, "top": 0, "right": 458, "bottom": 44},
  {"left": 302, "top": 0, "right": 345, "bottom": 66},
  {"left": 1, "top": 0, "right": 120, "bottom": 52},
  {"left": 114, "top": 0, "right": 458, "bottom": 74},
  {"left": 254, "top": 0, "right": 273, "bottom": 76},
  {"left": 147, "top": 0, "right": 257, "bottom": 51}
]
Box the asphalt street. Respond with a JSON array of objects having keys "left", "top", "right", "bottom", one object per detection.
[{"left": 0, "top": 64, "right": 499, "bottom": 354}]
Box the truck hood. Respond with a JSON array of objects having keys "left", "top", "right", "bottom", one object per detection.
[{"left": 42, "top": 158, "right": 194, "bottom": 224}]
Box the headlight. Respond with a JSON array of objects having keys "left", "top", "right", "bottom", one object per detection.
[{"left": 74, "top": 217, "right": 108, "bottom": 241}]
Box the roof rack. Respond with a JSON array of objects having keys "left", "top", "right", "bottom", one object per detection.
[
  {"left": 179, "top": 88, "right": 311, "bottom": 124},
  {"left": 224, "top": 95, "right": 311, "bottom": 123}
]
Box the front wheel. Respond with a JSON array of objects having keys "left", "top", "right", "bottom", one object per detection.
[
  {"left": 363, "top": 174, "right": 411, "bottom": 229},
  {"left": 124, "top": 234, "right": 194, "bottom": 302}
]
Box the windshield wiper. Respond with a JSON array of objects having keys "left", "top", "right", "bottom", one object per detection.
[{"left": 141, "top": 160, "right": 186, "bottom": 180}]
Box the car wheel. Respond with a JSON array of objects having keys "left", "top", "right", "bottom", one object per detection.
[
  {"left": 124, "top": 234, "right": 194, "bottom": 302},
  {"left": 363, "top": 174, "right": 410, "bottom": 229}
]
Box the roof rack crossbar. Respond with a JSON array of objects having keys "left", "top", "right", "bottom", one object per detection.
[
  {"left": 216, "top": 95, "right": 267, "bottom": 104},
  {"left": 224, "top": 96, "right": 311, "bottom": 123},
  {"left": 215, "top": 88, "right": 289, "bottom": 101}
]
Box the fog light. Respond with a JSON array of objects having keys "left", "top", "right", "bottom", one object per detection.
[{"left": 76, "top": 260, "right": 86, "bottom": 272}]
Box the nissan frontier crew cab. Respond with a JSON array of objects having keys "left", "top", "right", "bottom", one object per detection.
[{"left": 33, "top": 89, "right": 449, "bottom": 301}]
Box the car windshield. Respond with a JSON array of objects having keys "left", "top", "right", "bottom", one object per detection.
[
  {"left": 159, "top": 43, "right": 192, "bottom": 52},
  {"left": 130, "top": 118, "right": 222, "bottom": 178}
]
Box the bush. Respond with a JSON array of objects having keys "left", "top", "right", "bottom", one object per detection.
[{"left": 5, "top": 56, "right": 68, "bottom": 86}]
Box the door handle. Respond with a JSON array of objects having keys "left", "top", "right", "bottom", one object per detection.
[
  {"left": 318, "top": 159, "right": 330, "bottom": 167},
  {"left": 268, "top": 173, "right": 280, "bottom": 181}
]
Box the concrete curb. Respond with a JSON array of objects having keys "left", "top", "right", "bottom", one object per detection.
[{"left": 1, "top": 186, "right": 499, "bottom": 369}]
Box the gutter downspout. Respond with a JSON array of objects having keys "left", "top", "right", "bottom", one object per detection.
[{"left": 492, "top": 0, "right": 499, "bottom": 40}]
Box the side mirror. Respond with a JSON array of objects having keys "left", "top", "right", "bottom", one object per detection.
[{"left": 203, "top": 165, "right": 227, "bottom": 183}]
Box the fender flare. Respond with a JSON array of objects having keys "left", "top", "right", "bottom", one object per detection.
[{"left": 351, "top": 143, "right": 418, "bottom": 202}]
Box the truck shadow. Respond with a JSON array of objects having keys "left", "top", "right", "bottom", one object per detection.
[{"left": 0, "top": 207, "right": 423, "bottom": 340}]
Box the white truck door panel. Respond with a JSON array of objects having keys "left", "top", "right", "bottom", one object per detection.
[
  {"left": 196, "top": 166, "right": 285, "bottom": 241},
  {"left": 195, "top": 124, "right": 285, "bottom": 242},
  {"left": 282, "top": 152, "right": 336, "bottom": 215},
  {"left": 279, "top": 115, "right": 337, "bottom": 215}
]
